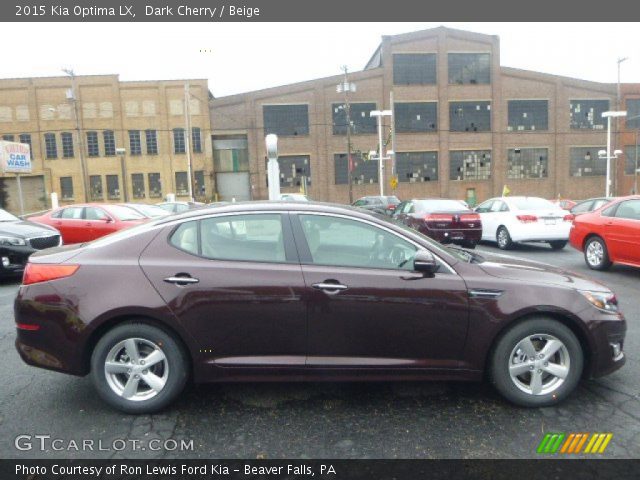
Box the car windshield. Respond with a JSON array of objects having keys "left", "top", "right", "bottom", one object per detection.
[
  {"left": 130, "top": 204, "right": 170, "bottom": 218},
  {"left": 383, "top": 196, "right": 400, "bottom": 205},
  {"left": 509, "top": 197, "right": 557, "bottom": 210},
  {"left": 0, "top": 209, "right": 19, "bottom": 222},
  {"left": 415, "top": 199, "right": 469, "bottom": 213},
  {"left": 106, "top": 205, "right": 146, "bottom": 221}
]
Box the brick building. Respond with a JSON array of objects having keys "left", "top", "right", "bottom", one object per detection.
[
  {"left": 0, "top": 75, "right": 212, "bottom": 213},
  {"left": 620, "top": 84, "right": 640, "bottom": 195},
  {"left": 210, "top": 26, "right": 622, "bottom": 205}
]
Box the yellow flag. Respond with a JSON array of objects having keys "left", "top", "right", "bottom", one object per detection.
[
  {"left": 390, "top": 176, "right": 398, "bottom": 190},
  {"left": 502, "top": 184, "right": 511, "bottom": 197}
]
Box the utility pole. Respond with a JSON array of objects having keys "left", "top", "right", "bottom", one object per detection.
[
  {"left": 390, "top": 90, "right": 397, "bottom": 185},
  {"left": 370, "top": 110, "right": 393, "bottom": 197},
  {"left": 615, "top": 57, "right": 628, "bottom": 196},
  {"left": 63, "top": 68, "right": 89, "bottom": 202},
  {"left": 337, "top": 67, "right": 356, "bottom": 203},
  {"left": 184, "top": 83, "right": 195, "bottom": 202}
]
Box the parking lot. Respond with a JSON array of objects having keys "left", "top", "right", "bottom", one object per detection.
[{"left": 1, "top": 241, "right": 638, "bottom": 459}]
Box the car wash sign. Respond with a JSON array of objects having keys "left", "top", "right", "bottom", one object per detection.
[{"left": 0, "top": 141, "right": 32, "bottom": 174}]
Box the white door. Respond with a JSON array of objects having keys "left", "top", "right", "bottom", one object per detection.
[{"left": 216, "top": 172, "right": 251, "bottom": 201}]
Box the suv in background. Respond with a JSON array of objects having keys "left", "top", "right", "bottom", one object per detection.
[{"left": 352, "top": 196, "right": 400, "bottom": 215}]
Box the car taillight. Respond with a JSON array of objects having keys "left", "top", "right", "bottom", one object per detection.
[
  {"left": 460, "top": 214, "right": 481, "bottom": 222},
  {"left": 563, "top": 214, "right": 574, "bottom": 222},
  {"left": 387, "top": 205, "right": 397, "bottom": 211},
  {"left": 516, "top": 215, "right": 538, "bottom": 223},
  {"left": 22, "top": 263, "right": 79, "bottom": 285}
]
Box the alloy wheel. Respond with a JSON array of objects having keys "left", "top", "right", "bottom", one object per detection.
[
  {"left": 104, "top": 338, "right": 169, "bottom": 401},
  {"left": 586, "top": 240, "right": 604, "bottom": 267},
  {"left": 508, "top": 334, "right": 570, "bottom": 396},
  {"left": 497, "top": 229, "right": 508, "bottom": 248}
]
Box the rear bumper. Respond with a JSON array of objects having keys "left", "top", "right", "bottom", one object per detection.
[
  {"left": 509, "top": 222, "right": 571, "bottom": 242},
  {"left": 423, "top": 227, "right": 482, "bottom": 245}
]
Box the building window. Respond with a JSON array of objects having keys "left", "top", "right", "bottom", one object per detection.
[
  {"left": 106, "top": 174, "right": 120, "bottom": 199},
  {"left": 175, "top": 171, "right": 189, "bottom": 195},
  {"left": 396, "top": 152, "right": 438, "bottom": 182},
  {"left": 173, "top": 128, "right": 186, "bottom": 154},
  {"left": 2, "top": 134, "right": 14, "bottom": 141},
  {"left": 570, "top": 100, "right": 609, "bottom": 130},
  {"left": 334, "top": 153, "right": 377, "bottom": 185},
  {"left": 263, "top": 105, "right": 309, "bottom": 136},
  {"left": 625, "top": 146, "right": 640, "bottom": 175},
  {"left": 265, "top": 155, "right": 311, "bottom": 187},
  {"left": 103, "top": 130, "right": 116, "bottom": 156},
  {"left": 213, "top": 135, "right": 249, "bottom": 172},
  {"left": 60, "top": 177, "right": 73, "bottom": 200},
  {"left": 148, "top": 173, "right": 162, "bottom": 198},
  {"left": 332, "top": 102, "right": 377, "bottom": 135},
  {"left": 89, "top": 175, "right": 103, "bottom": 200},
  {"left": 191, "top": 127, "right": 202, "bottom": 153},
  {"left": 44, "top": 133, "right": 57, "bottom": 159},
  {"left": 61, "top": 132, "right": 74, "bottom": 158},
  {"left": 394, "top": 102, "right": 437, "bottom": 133},
  {"left": 627, "top": 99, "right": 640, "bottom": 129},
  {"left": 507, "top": 148, "right": 549, "bottom": 179},
  {"left": 131, "top": 173, "right": 145, "bottom": 198},
  {"left": 450, "top": 150, "right": 492, "bottom": 180},
  {"left": 570, "top": 147, "right": 606, "bottom": 176},
  {"left": 507, "top": 100, "right": 548, "bottom": 131},
  {"left": 449, "top": 101, "right": 491, "bottom": 132},
  {"left": 18, "top": 134, "right": 32, "bottom": 154},
  {"left": 448, "top": 53, "right": 491, "bottom": 85},
  {"left": 393, "top": 53, "right": 437, "bottom": 85},
  {"left": 86, "top": 131, "right": 99, "bottom": 157},
  {"left": 128, "top": 130, "right": 142, "bottom": 155},
  {"left": 194, "top": 170, "right": 205, "bottom": 196},
  {"left": 145, "top": 129, "right": 158, "bottom": 155}
]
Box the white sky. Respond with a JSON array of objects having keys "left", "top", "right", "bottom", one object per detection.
[{"left": 2, "top": 22, "right": 639, "bottom": 97}]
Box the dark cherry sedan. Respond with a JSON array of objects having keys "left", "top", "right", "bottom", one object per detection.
[
  {"left": 394, "top": 198, "right": 482, "bottom": 249},
  {"left": 15, "top": 202, "right": 626, "bottom": 413}
]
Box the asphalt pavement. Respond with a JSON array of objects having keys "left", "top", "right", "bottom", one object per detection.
[{"left": 1, "top": 241, "right": 638, "bottom": 459}]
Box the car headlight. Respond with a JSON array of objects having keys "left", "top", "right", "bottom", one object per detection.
[
  {"left": 0, "top": 236, "right": 26, "bottom": 246},
  {"left": 578, "top": 290, "right": 619, "bottom": 313}
]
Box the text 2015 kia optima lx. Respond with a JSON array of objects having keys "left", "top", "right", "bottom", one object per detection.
[{"left": 14, "top": 202, "right": 626, "bottom": 413}]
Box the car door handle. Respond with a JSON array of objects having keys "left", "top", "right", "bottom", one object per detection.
[
  {"left": 312, "top": 282, "right": 348, "bottom": 293},
  {"left": 163, "top": 276, "right": 200, "bottom": 285}
]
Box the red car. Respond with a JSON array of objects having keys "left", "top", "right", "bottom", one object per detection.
[
  {"left": 393, "top": 198, "right": 482, "bottom": 249},
  {"left": 569, "top": 195, "right": 640, "bottom": 270},
  {"left": 29, "top": 203, "right": 147, "bottom": 244}
]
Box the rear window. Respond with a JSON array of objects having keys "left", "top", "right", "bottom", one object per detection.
[
  {"left": 383, "top": 196, "right": 400, "bottom": 205},
  {"left": 509, "top": 197, "right": 556, "bottom": 210},
  {"left": 415, "top": 199, "right": 469, "bottom": 213},
  {"left": 106, "top": 205, "right": 145, "bottom": 221}
]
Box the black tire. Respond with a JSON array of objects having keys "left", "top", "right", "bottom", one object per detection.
[
  {"left": 91, "top": 322, "right": 189, "bottom": 414},
  {"left": 490, "top": 317, "right": 583, "bottom": 407},
  {"left": 583, "top": 236, "right": 612, "bottom": 271},
  {"left": 549, "top": 240, "right": 567, "bottom": 250},
  {"left": 496, "top": 226, "right": 513, "bottom": 250},
  {"left": 461, "top": 240, "right": 477, "bottom": 249}
]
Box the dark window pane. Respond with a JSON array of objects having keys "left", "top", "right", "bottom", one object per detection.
[
  {"left": 448, "top": 53, "right": 491, "bottom": 85},
  {"left": 394, "top": 102, "right": 437, "bottom": 133},
  {"left": 507, "top": 148, "right": 548, "bottom": 179},
  {"left": 570, "top": 100, "right": 609, "bottom": 130},
  {"left": 570, "top": 147, "right": 607, "bottom": 176},
  {"left": 263, "top": 105, "right": 309, "bottom": 136},
  {"left": 2, "top": 134, "right": 14, "bottom": 141},
  {"left": 334, "top": 153, "right": 378, "bottom": 185},
  {"left": 148, "top": 172, "right": 162, "bottom": 198},
  {"left": 175, "top": 171, "right": 189, "bottom": 195},
  {"left": 173, "top": 128, "right": 185, "bottom": 154},
  {"left": 508, "top": 100, "right": 548, "bottom": 131},
  {"left": 44, "top": 133, "right": 57, "bottom": 159},
  {"left": 61, "top": 132, "right": 74, "bottom": 158},
  {"left": 627, "top": 99, "right": 640, "bottom": 129},
  {"left": 393, "top": 53, "right": 437, "bottom": 85},
  {"left": 19, "top": 134, "right": 32, "bottom": 156},
  {"left": 449, "top": 101, "right": 491, "bottom": 132},
  {"left": 106, "top": 174, "right": 120, "bottom": 199},
  {"left": 128, "top": 130, "right": 142, "bottom": 155},
  {"left": 396, "top": 151, "right": 438, "bottom": 182},
  {"left": 60, "top": 176, "right": 73, "bottom": 200},
  {"left": 103, "top": 130, "right": 116, "bottom": 156},
  {"left": 86, "top": 131, "right": 99, "bottom": 157},
  {"left": 264, "top": 155, "right": 311, "bottom": 188},
  {"left": 624, "top": 145, "right": 640, "bottom": 175},
  {"left": 89, "top": 175, "right": 103, "bottom": 201},
  {"left": 145, "top": 129, "right": 158, "bottom": 154},
  {"left": 131, "top": 173, "right": 145, "bottom": 198},
  {"left": 194, "top": 170, "right": 205, "bottom": 196},
  {"left": 450, "top": 150, "right": 492, "bottom": 180},
  {"left": 332, "top": 102, "right": 377, "bottom": 135},
  {"left": 191, "top": 127, "right": 202, "bottom": 153}
]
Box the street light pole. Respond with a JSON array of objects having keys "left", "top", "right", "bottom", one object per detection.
[
  {"left": 337, "top": 67, "right": 356, "bottom": 203},
  {"left": 602, "top": 110, "right": 627, "bottom": 197},
  {"left": 370, "top": 110, "right": 392, "bottom": 196},
  {"left": 184, "top": 83, "right": 195, "bottom": 202},
  {"left": 63, "top": 68, "right": 89, "bottom": 202}
]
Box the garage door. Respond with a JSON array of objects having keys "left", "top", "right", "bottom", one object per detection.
[
  {"left": 216, "top": 172, "right": 251, "bottom": 202},
  {"left": 0, "top": 175, "right": 46, "bottom": 215}
]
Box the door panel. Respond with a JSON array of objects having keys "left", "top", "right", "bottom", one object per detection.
[{"left": 606, "top": 200, "right": 640, "bottom": 263}]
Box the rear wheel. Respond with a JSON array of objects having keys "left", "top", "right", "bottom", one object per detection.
[
  {"left": 91, "top": 322, "right": 188, "bottom": 414},
  {"left": 490, "top": 317, "right": 583, "bottom": 407},
  {"left": 584, "top": 236, "right": 612, "bottom": 270},
  {"left": 549, "top": 240, "right": 567, "bottom": 250},
  {"left": 496, "top": 226, "right": 513, "bottom": 250},
  {"left": 461, "top": 240, "right": 477, "bottom": 249}
]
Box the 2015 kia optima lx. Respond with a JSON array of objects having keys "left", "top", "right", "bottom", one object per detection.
[{"left": 14, "top": 202, "right": 626, "bottom": 413}]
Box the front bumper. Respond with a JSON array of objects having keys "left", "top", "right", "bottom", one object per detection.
[
  {"left": 0, "top": 245, "right": 35, "bottom": 277},
  {"left": 587, "top": 314, "right": 627, "bottom": 378}
]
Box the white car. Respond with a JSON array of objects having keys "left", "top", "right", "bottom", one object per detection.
[
  {"left": 278, "top": 193, "right": 309, "bottom": 202},
  {"left": 474, "top": 196, "right": 573, "bottom": 250}
]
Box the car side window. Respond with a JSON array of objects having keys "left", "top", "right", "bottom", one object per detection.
[
  {"left": 299, "top": 214, "right": 417, "bottom": 271},
  {"left": 353, "top": 199, "right": 366, "bottom": 207},
  {"left": 200, "top": 214, "right": 286, "bottom": 263},
  {"left": 176, "top": 204, "right": 189, "bottom": 213},
  {"left": 170, "top": 221, "right": 199, "bottom": 255},
  {"left": 51, "top": 209, "right": 63, "bottom": 219},
  {"left": 475, "top": 200, "right": 493, "bottom": 213},
  {"left": 490, "top": 201, "right": 505, "bottom": 212},
  {"left": 572, "top": 201, "right": 593, "bottom": 214},
  {"left": 614, "top": 200, "right": 640, "bottom": 221},
  {"left": 592, "top": 199, "right": 608, "bottom": 210},
  {"left": 61, "top": 207, "right": 84, "bottom": 219},
  {"left": 601, "top": 204, "right": 618, "bottom": 217},
  {"left": 85, "top": 207, "right": 108, "bottom": 221}
]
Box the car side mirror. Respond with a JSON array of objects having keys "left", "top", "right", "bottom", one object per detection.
[
  {"left": 413, "top": 250, "right": 440, "bottom": 276},
  {"left": 104, "top": 217, "right": 113, "bottom": 223}
]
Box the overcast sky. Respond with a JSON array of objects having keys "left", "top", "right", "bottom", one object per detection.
[{"left": 2, "top": 22, "right": 639, "bottom": 97}]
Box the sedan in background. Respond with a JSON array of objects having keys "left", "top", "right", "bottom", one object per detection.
[
  {"left": 0, "top": 208, "right": 61, "bottom": 277},
  {"left": 393, "top": 198, "right": 482, "bottom": 249},
  {"left": 156, "top": 201, "right": 205, "bottom": 214},
  {"left": 569, "top": 195, "right": 640, "bottom": 270},
  {"left": 122, "top": 203, "right": 171, "bottom": 219},
  {"left": 570, "top": 197, "right": 614, "bottom": 217},
  {"left": 278, "top": 193, "right": 309, "bottom": 202},
  {"left": 352, "top": 196, "right": 400, "bottom": 215},
  {"left": 28, "top": 204, "right": 147, "bottom": 244},
  {"left": 15, "top": 202, "right": 626, "bottom": 413},
  {"left": 475, "top": 196, "right": 573, "bottom": 250},
  {"left": 551, "top": 199, "right": 577, "bottom": 210}
]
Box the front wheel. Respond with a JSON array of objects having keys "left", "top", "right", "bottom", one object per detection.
[
  {"left": 496, "top": 226, "right": 513, "bottom": 250},
  {"left": 91, "top": 322, "right": 188, "bottom": 414},
  {"left": 549, "top": 240, "right": 567, "bottom": 250},
  {"left": 584, "top": 236, "right": 612, "bottom": 271},
  {"left": 490, "top": 318, "right": 583, "bottom": 407}
]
